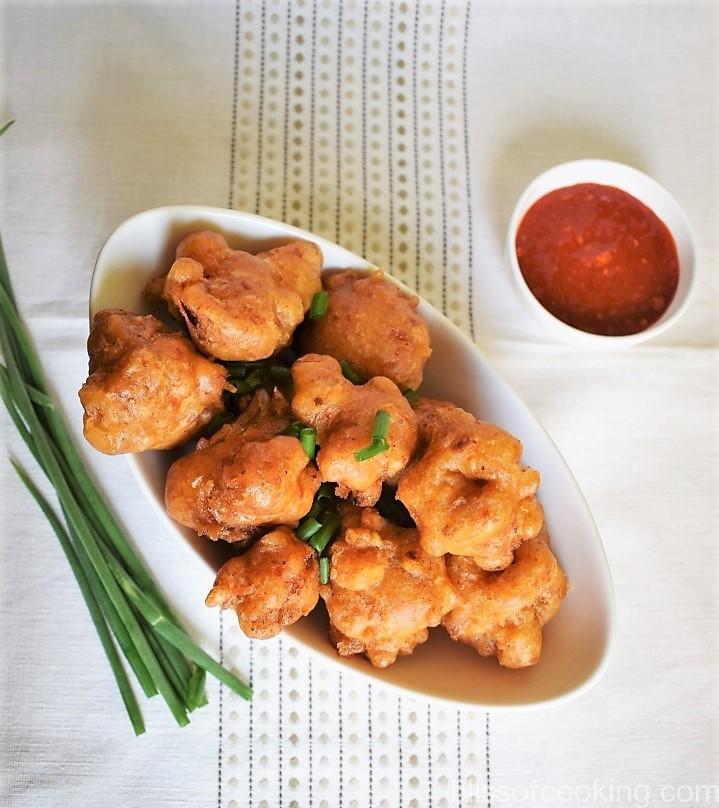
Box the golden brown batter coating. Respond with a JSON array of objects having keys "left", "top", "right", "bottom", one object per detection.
[
  {"left": 442, "top": 531, "right": 567, "bottom": 668},
  {"left": 291, "top": 354, "right": 418, "bottom": 506},
  {"left": 299, "top": 271, "right": 431, "bottom": 390},
  {"left": 153, "top": 230, "right": 322, "bottom": 361},
  {"left": 165, "top": 389, "right": 321, "bottom": 543},
  {"left": 79, "top": 309, "right": 228, "bottom": 454},
  {"left": 396, "top": 398, "right": 543, "bottom": 570},
  {"left": 320, "top": 507, "right": 457, "bottom": 668},
  {"left": 205, "top": 527, "right": 320, "bottom": 638}
]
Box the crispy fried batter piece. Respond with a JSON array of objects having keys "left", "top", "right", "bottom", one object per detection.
[
  {"left": 299, "top": 270, "right": 431, "bottom": 390},
  {"left": 442, "top": 530, "right": 567, "bottom": 668},
  {"left": 291, "top": 354, "right": 418, "bottom": 506},
  {"left": 165, "top": 389, "right": 321, "bottom": 543},
  {"left": 79, "top": 309, "right": 228, "bottom": 454},
  {"left": 149, "top": 230, "right": 323, "bottom": 361},
  {"left": 396, "top": 399, "right": 543, "bottom": 570},
  {"left": 320, "top": 507, "right": 457, "bottom": 668},
  {"left": 205, "top": 527, "right": 319, "bottom": 638}
]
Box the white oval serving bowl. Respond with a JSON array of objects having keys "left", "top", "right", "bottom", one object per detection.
[
  {"left": 91, "top": 205, "right": 615, "bottom": 710},
  {"left": 506, "top": 159, "right": 697, "bottom": 348}
]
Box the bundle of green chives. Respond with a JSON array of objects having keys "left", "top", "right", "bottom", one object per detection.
[{"left": 0, "top": 122, "right": 251, "bottom": 734}]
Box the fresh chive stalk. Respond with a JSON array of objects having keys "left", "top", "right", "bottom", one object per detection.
[
  {"left": 371, "top": 410, "right": 391, "bottom": 442},
  {"left": 245, "top": 368, "right": 267, "bottom": 389},
  {"left": 26, "top": 383, "right": 55, "bottom": 408},
  {"left": 309, "top": 290, "right": 329, "bottom": 319},
  {"left": 299, "top": 427, "right": 317, "bottom": 459},
  {"left": 283, "top": 420, "right": 305, "bottom": 438},
  {"left": 340, "top": 360, "right": 363, "bottom": 385},
  {"left": 10, "top": 459, "right": 146, "bottom": 735},
  {"left": 354, "top": 410, "right": 392, "bottom": 462},
  {"left": 295, "top": 483, "right": 340, "bottom": 581},
  {"left": 105, "top": 553, "right": 252, "bottom": 701},
  {"left": 305, "top": 500, "right": 322, "bottom": 521},
  {"left": 308, "top": 513, "right": 341, "bottom": 553},
  {"left": 269, "top": 365, "right": 292, "bottom": 382},
  {"left": 353, "top": 440, "right": 389, "bottom": 462},
  {"left": 225, "top": 364, "right": 247, "bottom": 380},
  {"left": 0, "top": 159, "right": 250, "bottom": 732},
  {"left": 315, "top": 481, "right": 335, "bottom": 502},
  {"left": 229, "top": 378, "right": 252, "bottom": 395},
  {"left": 296, "top": 516, "right": 323, "bottom": 540}
]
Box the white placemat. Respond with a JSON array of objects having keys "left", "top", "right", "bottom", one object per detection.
[{"left": 1, "top": 1, "right": 717, "bottom": 806}]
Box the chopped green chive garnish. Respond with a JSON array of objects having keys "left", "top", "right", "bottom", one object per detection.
[
  {"left": 299, "top": 427, "right": 317, "bottom": 459},
  {"left": 224, "top": 360, "right": 292, "bottom": 390},
  {"left": 354, "top": 410, "right": 392, "bottom": 462},
  {"left": 245, "top": 368, "right": 267, "bottom": 389},
  {"left": 353, "top": 439, "right": 389, "bottom": 462},
  {"left": 403, "top": 388, "right": 419, "bottom": 402},
  {"left": 186, "top": 667, "right": 208, "bottom": 711},
  {"left": 305, "top": 501, "right": 322, "bottom": 523},
  {"left": 224, "top": 360, "right": 265, "bottom": 376},
  {"left": 372, "top": 410, "right": 391, "bottom": 442},
  {"left": 298, "top": 484, "right": 339, "bottom": 544},
  {"left": 224, "top": 363, "right": 247, "bottom": 379},
  {"left": 316, "top": 481, "right": 335, "bottom": 502},
  {"left": 310, "top": 290, "right": 329, "bottom": 319},
  {"left": 319, "top": 556, "right": 330, "bottom": 585},
  {"left": 309, "top": 513, "right": 341, "bottom": 553},
  {"left": 269, "top": 365, "right": 292, "bottom": 382},
  {"left": 340, "top": 360, "right": 363, "bottom": 384},
  {"left": 283, "top": 420, "right": 305, "bottom": 437},
  {"left": 228, "top": 378, "right": 252, "bottom": 395},
  {"left": 296, "top": 516, "right": 323, "bottom": 540}
]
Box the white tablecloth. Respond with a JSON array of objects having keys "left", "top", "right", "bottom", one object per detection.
[{"left": 1, "top": 1, "right": 717, "bottom": 806}]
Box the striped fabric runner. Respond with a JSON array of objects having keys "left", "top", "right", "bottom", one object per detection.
[{"left": 220, "top": 2, "right": 488, "bottom": 806}]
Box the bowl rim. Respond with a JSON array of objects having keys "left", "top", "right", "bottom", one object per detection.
[
  {"left": 505, "top": 158, "right": 698, "bottom": 348},
  {"left": 91, "top": 204, "right": 617, "bottom": 711}
]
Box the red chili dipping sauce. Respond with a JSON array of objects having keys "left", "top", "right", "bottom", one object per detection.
[{"left": 515, "top": 183, "right": 680, "bottom": 336}]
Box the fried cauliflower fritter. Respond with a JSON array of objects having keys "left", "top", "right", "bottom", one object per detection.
[
  {"left": 165, "top": 389, "right": 321, "bottom": 543},
  {"left": 79, "top": 309, "right": 228, "bottom": 455},
  {"left": 205, "top": 527, "right": 320, "bottom": 638},
  {"left": 151, "top": 231, "right": 323, "bottom": 361},
  {"left": 442, "top": 531, "right": 567, "bottom": 668},
  {"left": 291, "top": 354, "right": 418, "bottom": 506},
  {"left": 299, "top": 271, "right": 431, "bottom": 390},
  {"left": 396, "top": 399, "right": 543, "bottom": 570},
  {"left": 320, "top": 507, "right": 457, "bottom": 668}
]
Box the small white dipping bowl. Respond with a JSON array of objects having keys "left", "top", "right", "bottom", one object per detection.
[{"left": 506, "top": 159, "right": 697, "bottom": 348}]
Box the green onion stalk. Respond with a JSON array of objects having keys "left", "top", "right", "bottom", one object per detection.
[
  {"left": 354, "top": 409, "right": 392, "bottom": 462},
  {"left": 294, "top": 482, "right": 342, "bottom": 584},
  {"left": 309, "top": 290, "right": 329, "bottom": 319},
  {"left": 0, "top": 119, "right": 251, "bottom": 734}
]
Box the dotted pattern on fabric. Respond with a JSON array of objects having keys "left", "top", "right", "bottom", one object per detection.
[{"left": 220, "top": 2, "right": 487, "bottom": 806}]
